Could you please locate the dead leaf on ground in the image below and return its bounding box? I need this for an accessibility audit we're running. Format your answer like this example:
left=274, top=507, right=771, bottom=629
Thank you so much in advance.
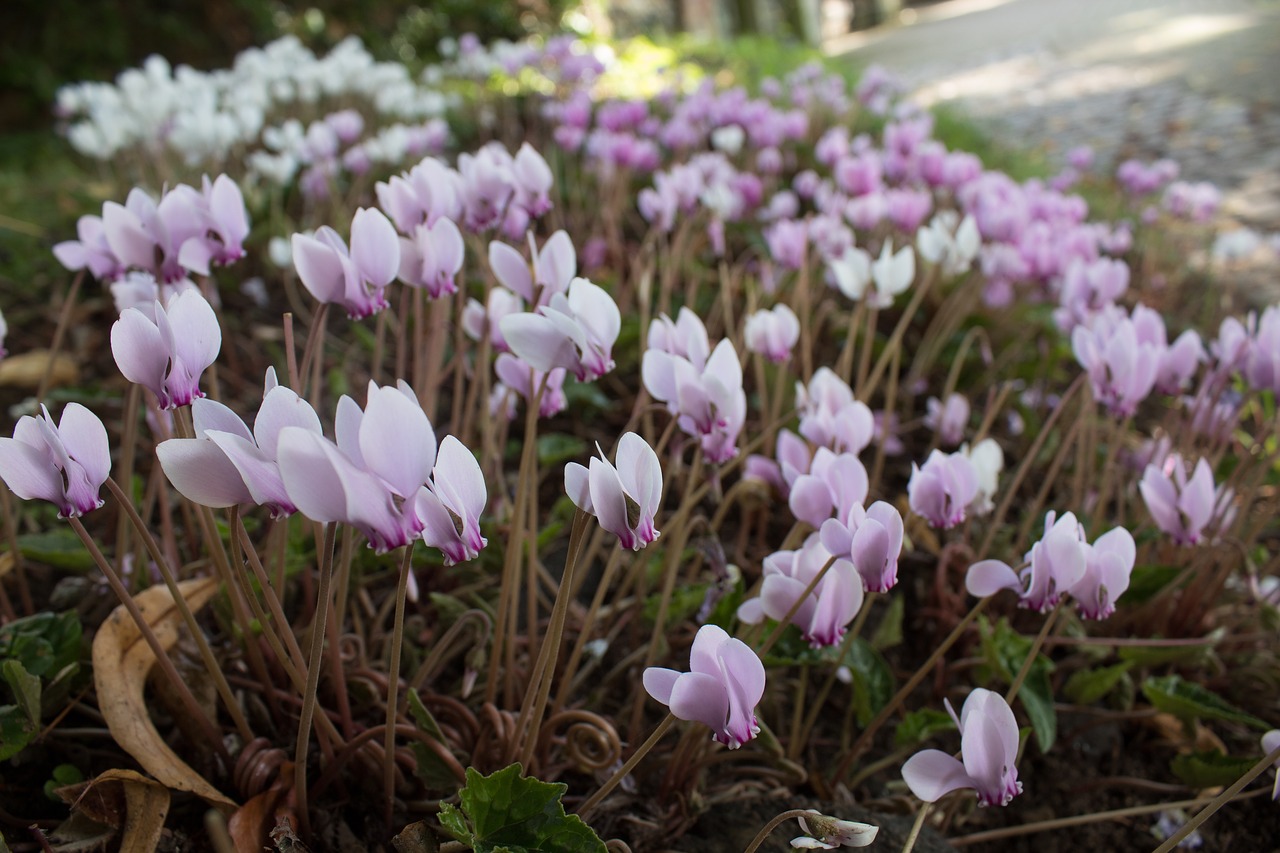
left=0, top=349, right=79, bottom=389
left=92, top=577, right=237, bottom=810
left=229, top=758, right=297, bottom=853
left=56, top=768, right=171, bottom=852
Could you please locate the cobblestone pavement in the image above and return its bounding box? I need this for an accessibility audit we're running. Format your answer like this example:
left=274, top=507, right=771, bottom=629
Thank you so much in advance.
left=826, top=0, right=1280, bottom=297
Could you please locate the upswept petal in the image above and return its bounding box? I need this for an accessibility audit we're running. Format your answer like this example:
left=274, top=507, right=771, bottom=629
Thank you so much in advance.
left=254, top=386, right=322, bottom=459
left=350, top=207, right=400, bottom=286
left=902, top=750, right=973, bottom=803
left=359, top=384, right=436, bottom=497
left=489, top=240, right=534, bottom=301
left=0, top=437, right=65, bottom=505
left=668, top=671, right=731, bottom=734
left=205, top=431, right=292, bottom=512
left=165, top=290, right=221, bottom=384
left=57, top=403, right=111, bottom=487
left=965, top=560, right=1023, bottom=597
left=689, top=624, right=731, bottom=677
left=641, top=667, right=681, bottom=705
left=110, top=308, right=167, bottom=394
left=565, top=462, right=593, bottom=513
left=587, top=456, right=631, bottom=548
left=156, top=437, right=252, bottom=507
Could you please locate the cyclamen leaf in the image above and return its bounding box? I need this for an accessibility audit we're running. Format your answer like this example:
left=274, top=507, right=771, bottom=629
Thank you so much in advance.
left=869, top=594, right=904, bottom=651
left=1141, top=675, right=1269, bottom=730
left=1, top=660, right=41, bottom=725
left=981, top=618, right=1057, bottom=752
left=843, top=639, right=894, bottom=728
left=1170, top=751, right=1257, bottom=787
left=1063, top=662, right=1132, bottom=705
left=441, top=764, right=606, bottom=853
left=893, top=708, right=955, bottom=747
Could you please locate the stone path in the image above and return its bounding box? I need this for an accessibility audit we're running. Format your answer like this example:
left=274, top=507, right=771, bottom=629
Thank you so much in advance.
left=826, top=0, right=1280, bottom=298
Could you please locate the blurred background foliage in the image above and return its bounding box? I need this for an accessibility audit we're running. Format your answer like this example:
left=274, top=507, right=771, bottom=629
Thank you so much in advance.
left=0, top=0, right=573, bottom=130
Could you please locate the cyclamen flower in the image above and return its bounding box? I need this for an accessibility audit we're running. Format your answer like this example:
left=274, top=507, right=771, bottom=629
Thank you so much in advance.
left=925, top=393, right=969, bottom=447
left=52, top=214, right=125, bottom=281
left=277, top=382, right=435, bottom=553
left=743, top=428, right=812, bottom=499
left=796, top=368, right=874, bottom=455
left=398, top=216, right=464, bottom=298
left=1244, top=304, right=1280, bottom=394
left=1070, top=526, right=1137, bottom=620
left=744, top=304, right=801, bottom=364
left=961, top=438, right=1003, bottom=516
left=111, top=289, right=221, bottom=409
left=901, top=688, right=1023, bottom=807
left=292, top=208, right=401, bottom=319
left=787, top=448, right=869, bottom=528
left=916, top=212, right=980, bottom=277
left=173, top=175, right=250, bottom=276
left=488, top=230, right=576, bottom=306
left=501, top=277, right=620, bottom=382
left=1139, top=456, right=1216, bottom=546
left=908, top=450, right=978, bottom=529
left=156, top=368, right=322, bottom=519
left=493, top=353, right=567, bottom=419
left=642, top=624, right=765, bottom=749
left=790, top=811, right=878, bottom=849
left=819, top=500, right=905, bottom=592
left=643, top=316, right=747, bottom=463
left=1072, top=306, right=1161, bottom=416
left=0, top=403, right=110, bottom=518
left=869, top=239, right=915, bottom=308
left=418, top=436, right=489, bottom=565
left=565, top=433, right=662, bottom=551
left=738, top=534, right=865, bottom=648
left=966, top=511, right=1089, bottom=612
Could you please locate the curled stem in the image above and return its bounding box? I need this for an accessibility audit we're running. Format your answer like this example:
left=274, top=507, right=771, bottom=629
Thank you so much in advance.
left=576, top=713, right=676, bottom=820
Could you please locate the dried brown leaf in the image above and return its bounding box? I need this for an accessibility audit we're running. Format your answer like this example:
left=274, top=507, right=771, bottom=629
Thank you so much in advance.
left=0, top=349, right=79, bottom=388
left=59, top=769, right=170, bottom=852
left=91, top=577, right=236, bottom=810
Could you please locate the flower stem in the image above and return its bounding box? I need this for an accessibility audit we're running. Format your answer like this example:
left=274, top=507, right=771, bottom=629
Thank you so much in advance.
left=1005, top=600, right=1063, bottom=707
left=576, top=713, right=676, bottom=820
left=67, top=516, right=228, bottom=763
left=831, top=597, right=989, bottom=784
left=105, top=478, right=253, bottom=742
left=742, top=808, right=814, bottom=853
left=900, top=802, right=931, bottom=853
left=384, top=544, right=415, bottom=829
left=758, top=556, right=838, bottom=657
left=294, top=521, right=337, bottom=840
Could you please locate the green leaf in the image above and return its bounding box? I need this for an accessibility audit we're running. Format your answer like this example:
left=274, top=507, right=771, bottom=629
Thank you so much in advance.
left=406, top=690, right=460, bottom=792
left=443, top=764, right=606, bottom=853
left=537, top=434, right=587, bottom=467
left=1063, top=662, right=1132, bottom=705
left=1, top=661, right=41, bottom=725
left=1141, top=675, right=1269, bottom=730
left=1119, top=565, right=1183, bottom=605
left=869, top=594, right=904, bottom=651
left=1117, top=634, right=1217, bottom=667
left=894, top=708, right=955, bottom=747
left=0, top=611, right=83, bottom=678
left=642, top=584, right=707, bottom=627
left=0, top=705, right=35, bottom=761
left=16, top=530, right=95, bottom=571
left=843, top=639, right=894, bottom=728
left=1170, top=751, right=1257, bottom=787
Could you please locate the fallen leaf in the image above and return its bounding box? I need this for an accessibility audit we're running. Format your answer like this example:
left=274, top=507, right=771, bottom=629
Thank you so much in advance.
left=58, top=769, right=170, bottom=852
left=92, top=577, right=237, bottom=810
left=0, top=349, right=79, bottom=389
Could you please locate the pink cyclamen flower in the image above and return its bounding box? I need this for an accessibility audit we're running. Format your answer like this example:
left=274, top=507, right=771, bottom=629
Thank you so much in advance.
left=110, top=288, right=221, bottom=409
left=642, top=624, right=765, bottom=749
left=565, top=432, right=662, bottom=551
left=53, top=214, right=125, bottom=281
left=500, top=277, right=620, bottom=382
left=744, top=304, right=801, bottom=364
left=1138, top=455, right=1216, bottom=545
left=292, top=207, right=401, bottom=319
left=1072, top=306, right=1161, bottom=417
left=787, top=448, right=869, bottom=528
left=925, top=393, right=970, bottom=447
left=1069, top=526, right=1136, bottom=620
left=643, top=329, right=747, bottom=464
left=398, top=216, right=465, bottom=299
left=156, top=368, right=322, bottom=518
left=418, top=436, right=489, bottom=565
left=966, top=511, right=1088, bottom=612
left=901, top=688, right=1023, bottom=807
left=1245, top=305, right=1280, bottom=394
left=796, top=368, right=874, bottom=455
left=175, top=175, right=250, bottom=276
left=737, top=534, right=865, bottom=648
left=493, top=353, right=568, bottom=419
left=0, top=403, right=109, bottom=518
left=819, top=500, right=905, bottom=592
left=277, top=381, right=438, bottom=553
left=908, top=450, right=978, bottom=529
